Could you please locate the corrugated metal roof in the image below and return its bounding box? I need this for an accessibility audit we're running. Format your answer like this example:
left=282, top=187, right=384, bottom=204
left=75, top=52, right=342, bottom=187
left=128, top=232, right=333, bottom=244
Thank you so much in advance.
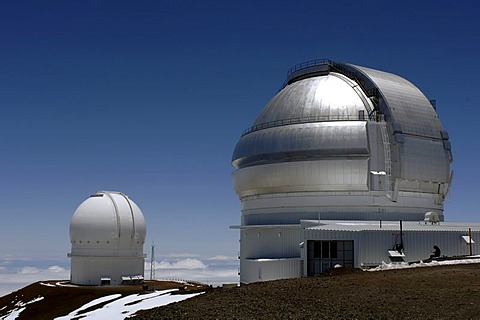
left=230, top=224, right=300, bottom=229
left=302, top=220, right=480, bottom=232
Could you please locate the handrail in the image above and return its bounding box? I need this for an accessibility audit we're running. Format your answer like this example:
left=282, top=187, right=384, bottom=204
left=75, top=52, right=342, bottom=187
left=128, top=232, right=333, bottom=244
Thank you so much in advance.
left=241, top=59, right=384, bottom=137
left=283, top=59, right=379, bottom=118
left=287, top=59, right=331, bottom=76
left=241, top=114, right=368, bottom=136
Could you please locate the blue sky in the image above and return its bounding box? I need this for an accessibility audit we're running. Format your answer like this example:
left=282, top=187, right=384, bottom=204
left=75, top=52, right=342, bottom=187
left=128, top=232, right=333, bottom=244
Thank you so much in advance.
left=0, top=0, right=479, bottom=268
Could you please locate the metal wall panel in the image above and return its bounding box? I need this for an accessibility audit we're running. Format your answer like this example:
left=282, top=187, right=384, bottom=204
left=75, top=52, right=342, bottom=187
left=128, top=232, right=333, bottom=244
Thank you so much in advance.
left=303, top=227, right=480, bottom=267
left=240, top=258, right=302, bottom=284
left=233, top=122, right=369, bottom=168
left=232, top=159, right=369, bottom=197
left=239, top=190, right=444, bottom=224
left=398, top=136, right=450, bottom=183
left=241, top=227, right=302, bottom=259
left=348, top=65, right=445, bottom=139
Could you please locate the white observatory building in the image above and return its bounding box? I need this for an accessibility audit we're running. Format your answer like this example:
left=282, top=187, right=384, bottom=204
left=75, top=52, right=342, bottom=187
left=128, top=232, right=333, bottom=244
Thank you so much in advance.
left=69, top=191, right=146, bottom=285
left=231, top=60, right=479, bottom=284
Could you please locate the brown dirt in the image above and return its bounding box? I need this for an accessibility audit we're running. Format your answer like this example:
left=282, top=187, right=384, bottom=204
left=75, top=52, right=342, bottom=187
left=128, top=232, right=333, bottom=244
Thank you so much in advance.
left=0, top=280, right=205, bottom=320
left=134, top=264, right=480, bottom=320
left=3, top=265, right=480, bottom=319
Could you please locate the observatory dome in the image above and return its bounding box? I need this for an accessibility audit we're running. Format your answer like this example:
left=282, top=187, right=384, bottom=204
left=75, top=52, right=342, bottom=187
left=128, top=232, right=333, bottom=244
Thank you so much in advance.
left=69, top=191, right=146, bottom=285
left=70, top=191, right=146, bottom=248
left=231, top=60, right=453, bottom=283
left=232, top=60, right=452, bottom=222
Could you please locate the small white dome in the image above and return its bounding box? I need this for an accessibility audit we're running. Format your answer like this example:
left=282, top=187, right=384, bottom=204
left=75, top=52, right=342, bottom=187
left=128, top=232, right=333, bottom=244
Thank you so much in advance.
left=70, top=191, right=146, bottom=249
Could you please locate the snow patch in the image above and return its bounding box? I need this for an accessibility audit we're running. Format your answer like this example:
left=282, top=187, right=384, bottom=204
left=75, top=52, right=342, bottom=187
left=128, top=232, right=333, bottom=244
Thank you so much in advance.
left=0, top=296, right=44, bottom=320
left=0, top=307, right=26, bottom=320
left=369, top=258, right=480, bottom=271
left=40, top=282, right=56, bottom=287
left=55, top=289, right=202, bottom=320
left=55, top=281, right=78, bottom=287
left=55, top=294, right=122, bottom=319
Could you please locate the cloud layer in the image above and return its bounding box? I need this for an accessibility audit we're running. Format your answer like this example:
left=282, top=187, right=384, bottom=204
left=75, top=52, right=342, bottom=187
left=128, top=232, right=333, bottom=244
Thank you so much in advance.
left=157, top=258, right=207, bottom=269
left=0, top=264, right=70, bottom=297
left=0, top=255, right=239, bottom=297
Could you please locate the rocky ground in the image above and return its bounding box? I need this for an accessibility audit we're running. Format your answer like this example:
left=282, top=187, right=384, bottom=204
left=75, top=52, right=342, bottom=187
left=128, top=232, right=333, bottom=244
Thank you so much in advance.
left=0, top=280, right=204, bottom=320
left=135, top=264, right=480, bottom=320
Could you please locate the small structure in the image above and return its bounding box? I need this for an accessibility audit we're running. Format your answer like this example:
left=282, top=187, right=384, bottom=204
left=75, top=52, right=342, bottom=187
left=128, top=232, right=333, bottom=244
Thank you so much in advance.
left=301, top=220, right=480, bottom=275
left=68, top=191, right=147, bottom=285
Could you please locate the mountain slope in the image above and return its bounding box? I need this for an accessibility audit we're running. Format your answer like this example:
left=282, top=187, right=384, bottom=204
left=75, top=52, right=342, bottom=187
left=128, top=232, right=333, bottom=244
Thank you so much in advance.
left=135, top=264, right=480, bottom=320
left=0, top=280, right=206, bottom=320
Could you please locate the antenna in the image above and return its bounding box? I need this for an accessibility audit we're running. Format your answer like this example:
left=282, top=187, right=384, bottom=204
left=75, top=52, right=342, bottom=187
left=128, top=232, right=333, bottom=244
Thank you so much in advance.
left=150, top=241, right=156, bottom=280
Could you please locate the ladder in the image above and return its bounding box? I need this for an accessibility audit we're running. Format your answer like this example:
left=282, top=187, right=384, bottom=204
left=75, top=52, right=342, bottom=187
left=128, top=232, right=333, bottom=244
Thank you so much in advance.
left=380, top=120, right=393, bottom=199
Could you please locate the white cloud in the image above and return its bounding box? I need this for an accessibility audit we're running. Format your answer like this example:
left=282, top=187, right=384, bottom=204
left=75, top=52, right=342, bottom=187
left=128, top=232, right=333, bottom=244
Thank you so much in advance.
left=155, top=267, right=238, bottom=286
left=145, top=257, right=239, bottom=286
left=1, top=255, right=239, bottom=298
left=0, top=265, right=70, bottom=297
left=205, top=255, right=237, bottom=262
left=160, top=253, right=200, bottom=259
left=48, top=266, right=67, bottom=273
left=158, top=258, right=207, bottom=270
left=17, top=267, right=40, bottom=274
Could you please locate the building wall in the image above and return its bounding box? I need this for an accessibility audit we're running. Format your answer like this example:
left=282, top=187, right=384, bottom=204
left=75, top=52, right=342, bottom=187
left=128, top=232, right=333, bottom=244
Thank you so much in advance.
left=302, top=227, right=480, bottom=271
left=241, top=258, right=302, bottom=284
left=239, top=226, right=302, bottom=284
left=240, top=190, right=444, bottom=224
left=70, top=256, right=144, bottom=285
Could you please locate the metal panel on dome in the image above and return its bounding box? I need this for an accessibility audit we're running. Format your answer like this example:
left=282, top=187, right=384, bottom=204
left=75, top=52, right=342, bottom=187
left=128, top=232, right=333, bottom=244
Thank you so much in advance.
left=348, top=65, right=444, bottom=139
left=232, top=159, right=369, bottom=197
left=398, top=136, right=450, bottom=183
left=233, top=121, right=369, bottom=168
left=253, top=74, right=369, bottom=127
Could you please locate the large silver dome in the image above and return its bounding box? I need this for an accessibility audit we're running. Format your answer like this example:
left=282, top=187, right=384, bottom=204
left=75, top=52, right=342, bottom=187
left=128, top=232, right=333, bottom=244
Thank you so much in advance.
left=231, top=61, right=453, bottom=284
left=232, top=60, right=452, bottom=223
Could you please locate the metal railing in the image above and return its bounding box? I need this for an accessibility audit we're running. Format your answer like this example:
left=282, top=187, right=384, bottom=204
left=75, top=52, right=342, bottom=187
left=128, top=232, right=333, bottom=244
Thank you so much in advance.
left=282, top=59, right=379, bottom=117
left=287, top=59, right=331, bottom=76
left=329, top=61, right=377, bottom=116
left=241, top=114, right=368, bottom=136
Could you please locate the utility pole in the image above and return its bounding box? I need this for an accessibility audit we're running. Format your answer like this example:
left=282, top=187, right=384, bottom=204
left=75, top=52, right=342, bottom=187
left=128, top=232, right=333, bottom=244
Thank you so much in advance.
left=150, top=242, right=156, bottom=280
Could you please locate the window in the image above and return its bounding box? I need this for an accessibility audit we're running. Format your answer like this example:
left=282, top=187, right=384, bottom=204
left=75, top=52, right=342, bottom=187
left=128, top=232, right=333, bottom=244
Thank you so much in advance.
left=321, top=242, right=330, bottom=258
left=307, top=240, right=354, bottom=276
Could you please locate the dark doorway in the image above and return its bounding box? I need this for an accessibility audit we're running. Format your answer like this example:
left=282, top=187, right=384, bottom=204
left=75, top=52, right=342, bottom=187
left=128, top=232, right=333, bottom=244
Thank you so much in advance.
left=307, top=240, right=354, bottom=276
